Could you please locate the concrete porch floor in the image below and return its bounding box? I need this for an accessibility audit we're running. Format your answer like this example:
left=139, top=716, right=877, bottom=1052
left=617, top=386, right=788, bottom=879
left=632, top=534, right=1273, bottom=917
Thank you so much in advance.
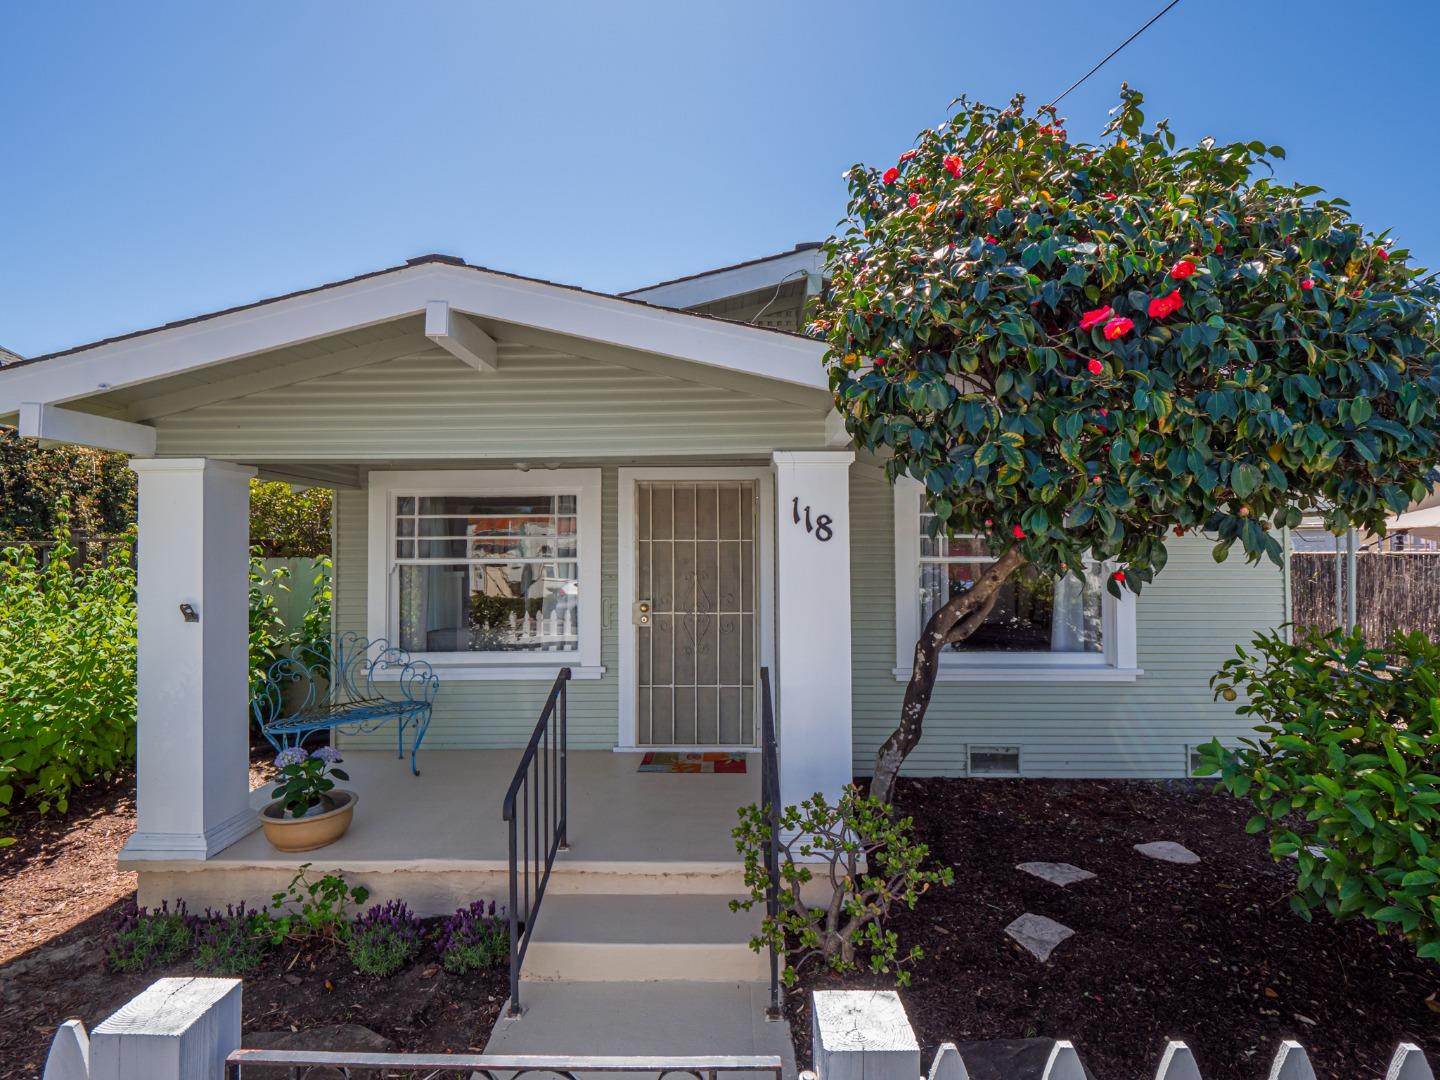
left=131, top=749, right=760, bottom=912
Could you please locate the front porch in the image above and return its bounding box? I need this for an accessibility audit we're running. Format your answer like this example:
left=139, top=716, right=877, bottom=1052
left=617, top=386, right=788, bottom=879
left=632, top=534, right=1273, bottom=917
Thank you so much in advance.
left=131, top=749, right=760, bottom=914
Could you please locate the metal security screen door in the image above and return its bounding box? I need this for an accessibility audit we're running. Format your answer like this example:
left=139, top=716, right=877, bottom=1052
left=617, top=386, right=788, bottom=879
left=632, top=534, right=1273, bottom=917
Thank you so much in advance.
left=634, top=480, right=759, bottom=747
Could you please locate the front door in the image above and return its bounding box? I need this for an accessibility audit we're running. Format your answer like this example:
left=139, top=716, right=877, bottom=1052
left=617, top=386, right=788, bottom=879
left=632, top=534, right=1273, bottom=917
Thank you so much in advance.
left=633, top=480, right=759, bottom=747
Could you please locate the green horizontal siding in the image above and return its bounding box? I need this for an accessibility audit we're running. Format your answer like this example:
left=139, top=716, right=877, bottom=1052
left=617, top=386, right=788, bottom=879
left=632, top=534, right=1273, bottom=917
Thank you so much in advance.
left=154, top=344, right=825, bottom=460
left=848, top=463, right=1286, bottom=779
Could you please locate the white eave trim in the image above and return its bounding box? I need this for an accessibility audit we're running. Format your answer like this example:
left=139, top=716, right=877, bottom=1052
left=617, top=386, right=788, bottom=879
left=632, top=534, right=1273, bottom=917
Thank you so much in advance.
left=0, top=261, right=828, bottom=414
left=19, top=402, right=156, bottom=455
left=623, top=248, right=825, bottom=309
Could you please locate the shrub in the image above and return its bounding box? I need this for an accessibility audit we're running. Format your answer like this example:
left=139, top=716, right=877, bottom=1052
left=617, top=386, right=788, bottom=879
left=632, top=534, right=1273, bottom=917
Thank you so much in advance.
left=249, top=552, right=291, bottom=703
left=108, top=900, right=192, bottom=973
left=732, top=786, right=952, bottom=986
left=0, top=428, right=135, bottom=539
left=249, top=479, right=332, bottom=558
left=194, top=902, right=273, bottom=975
left=435, top=900, right=508, bottom=973
left=1198, top=626, right=1440, bottom=961
left=0, top=512, right=136, bottom=839
left=347, top=900, right=423, bottom=976
left=267, top=863, right=370, bottom=942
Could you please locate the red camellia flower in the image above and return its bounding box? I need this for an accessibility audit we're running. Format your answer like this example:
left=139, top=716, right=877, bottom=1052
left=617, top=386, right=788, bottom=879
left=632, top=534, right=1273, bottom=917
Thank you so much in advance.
left=1112, top=570, right=1126, bottom=584
left=899, top=149, right=919, bottom=163
left=943, top=154, right=963, bottom=176
left=1101, top=192, right=1118, bottom=201
left=907, top=193, right=919, bottom=208
left=1377, top=247, right=1390, bottom=260
left=1169, top=259, right=1196, bottom=280
left=1300, top=278, right=1314, bottom=290
left=1012, top=525, right=1026, bottom=539
left=1102, top=316, right=1134, bottom=340
left=1147, top=289, right=1183, bottom=319
left=882, top=167, right=900, bottom=185
left=984, top=234, right=999, bottom=245
left=873, top=356, right=887, bottom=367
left=1079, top=305, right=1114, bottom=331
left=1087, top=358, right=1104, bottom=375
left=1099, top=407, right=1109, bottom=417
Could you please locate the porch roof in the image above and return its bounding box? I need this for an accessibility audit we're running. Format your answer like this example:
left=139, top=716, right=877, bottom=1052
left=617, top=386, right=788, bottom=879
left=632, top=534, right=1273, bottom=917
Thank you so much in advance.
left=0, top=254, right=830, bottom=451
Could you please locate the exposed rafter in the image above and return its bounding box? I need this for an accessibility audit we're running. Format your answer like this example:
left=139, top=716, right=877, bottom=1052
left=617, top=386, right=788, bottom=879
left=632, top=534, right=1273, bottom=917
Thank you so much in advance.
left=20, top=402, right=157, bottom=455
left=425, top=301, right=499, bottom=373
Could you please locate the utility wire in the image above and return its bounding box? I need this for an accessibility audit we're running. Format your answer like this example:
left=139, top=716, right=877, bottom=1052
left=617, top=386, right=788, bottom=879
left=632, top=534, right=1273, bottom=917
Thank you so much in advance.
left=1046, top=0, right=1184, bottom=109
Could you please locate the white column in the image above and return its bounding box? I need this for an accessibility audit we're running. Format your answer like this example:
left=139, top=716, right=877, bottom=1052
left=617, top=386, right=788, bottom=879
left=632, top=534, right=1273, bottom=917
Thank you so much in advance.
left=812, top=990, right=920, bottom=1080
left=122, top=459, right=256, bottom=861
left=771, top=451, right=854, bottom=809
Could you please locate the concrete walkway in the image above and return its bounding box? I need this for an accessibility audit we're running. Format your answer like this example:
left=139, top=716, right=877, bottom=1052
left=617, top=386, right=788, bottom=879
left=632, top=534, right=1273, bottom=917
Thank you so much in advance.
left=484, top=981, right=795, bottom=1080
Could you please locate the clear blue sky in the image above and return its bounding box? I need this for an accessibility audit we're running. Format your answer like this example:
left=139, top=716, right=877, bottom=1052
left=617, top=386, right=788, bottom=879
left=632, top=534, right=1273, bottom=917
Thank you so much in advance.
left=3, top=1, right=1436, bottom=358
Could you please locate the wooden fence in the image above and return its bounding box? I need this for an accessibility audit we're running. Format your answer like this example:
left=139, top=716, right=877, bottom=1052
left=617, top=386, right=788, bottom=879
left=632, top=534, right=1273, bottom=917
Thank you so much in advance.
left=1, top=534, right=133, bottom=568
left=1290, top=551, right=1440, bottom=642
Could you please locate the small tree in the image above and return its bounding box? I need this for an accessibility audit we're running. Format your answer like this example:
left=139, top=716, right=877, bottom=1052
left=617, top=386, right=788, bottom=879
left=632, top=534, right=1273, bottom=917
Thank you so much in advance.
left=812, top=88, right=1440, bottom=803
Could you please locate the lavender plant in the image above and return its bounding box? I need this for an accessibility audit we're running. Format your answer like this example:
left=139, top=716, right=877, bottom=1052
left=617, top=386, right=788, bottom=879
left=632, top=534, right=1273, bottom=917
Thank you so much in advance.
left=107, top=899, right=193, bottom=973
left=346, top=899, right=423, bottom=976
left=193, top=902, right=273, bottom=975
left=434, top=900, right=508, bottom=974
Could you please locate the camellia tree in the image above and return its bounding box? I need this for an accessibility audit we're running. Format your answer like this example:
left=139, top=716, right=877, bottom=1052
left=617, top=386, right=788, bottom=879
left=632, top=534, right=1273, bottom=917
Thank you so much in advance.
left=811, top=87, right=1440, bottom=804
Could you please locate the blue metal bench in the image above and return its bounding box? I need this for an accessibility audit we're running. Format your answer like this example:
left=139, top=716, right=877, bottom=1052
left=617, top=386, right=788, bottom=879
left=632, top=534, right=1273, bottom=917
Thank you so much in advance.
left=252, top=632, right=439, bottom=775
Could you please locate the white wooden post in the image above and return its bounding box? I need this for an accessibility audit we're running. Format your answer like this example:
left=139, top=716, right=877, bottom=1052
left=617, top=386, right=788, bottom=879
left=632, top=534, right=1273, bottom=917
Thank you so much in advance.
left=1154, top=1042, right=1202, bottom=1080
left=121, top=459, right=256, bottom=862
left=1268, top=1041, right=1318, bottom=1080
left=1041, top=1042, right=1087, bottom=1080
left=812, top=990, right=919, bottom=1080
left=927, top=1043, right=970, bottom=1080
left=1388, top=1044, right=1437, bottom=1080
left=771, top=451, right=854, bottom=810
left=42, top=1019, right=90, bottom=1080
left=90, top=977, right=241, bottom=1080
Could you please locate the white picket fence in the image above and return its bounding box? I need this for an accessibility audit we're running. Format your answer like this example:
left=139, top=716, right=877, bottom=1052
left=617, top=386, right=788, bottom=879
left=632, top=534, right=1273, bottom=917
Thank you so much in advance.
left=809, top=990, right=1436, bottom=1080
left=44, top=981, right=1439, bottom=1080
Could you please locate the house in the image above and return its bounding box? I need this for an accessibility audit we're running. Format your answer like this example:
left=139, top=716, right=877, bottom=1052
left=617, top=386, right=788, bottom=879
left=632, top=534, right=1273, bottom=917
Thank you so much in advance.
left=0, top=249, right=1282, bottom=1021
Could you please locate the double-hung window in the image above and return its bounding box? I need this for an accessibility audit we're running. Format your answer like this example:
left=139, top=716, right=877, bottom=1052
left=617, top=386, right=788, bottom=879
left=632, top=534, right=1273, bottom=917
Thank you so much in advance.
left=893, top=480, right=1139, bottom=681
left=368, top=470, right=603, bottom=678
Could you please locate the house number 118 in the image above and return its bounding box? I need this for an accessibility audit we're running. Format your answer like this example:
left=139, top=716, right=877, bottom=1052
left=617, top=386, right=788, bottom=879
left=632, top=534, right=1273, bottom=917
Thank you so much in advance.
left=791, top=497, right=834, bottom=542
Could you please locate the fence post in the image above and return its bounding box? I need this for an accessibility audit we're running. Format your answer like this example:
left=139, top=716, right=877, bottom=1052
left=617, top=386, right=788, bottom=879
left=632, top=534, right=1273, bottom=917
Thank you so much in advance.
left=89, top=977, right=241, bottom=1080
left=1388, top=1044, right=1436, bottom=1080
left=812, top=990, right=920, bottom=1080
left=1268, top=1041, right=1317, bottom=1080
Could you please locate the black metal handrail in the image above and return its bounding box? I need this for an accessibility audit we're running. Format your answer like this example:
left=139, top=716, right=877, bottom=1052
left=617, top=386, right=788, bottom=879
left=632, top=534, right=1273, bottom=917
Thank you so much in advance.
left=758, top=666, right=783, bottom=1021
left=502, top=666, right=571, bottom=1017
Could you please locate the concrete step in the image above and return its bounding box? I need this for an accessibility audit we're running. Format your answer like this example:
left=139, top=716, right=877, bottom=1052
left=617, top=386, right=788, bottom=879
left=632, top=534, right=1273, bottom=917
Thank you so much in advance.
left=521, top=893, right=768, bottom=982
left=484, top=980, right=793, bottom=1079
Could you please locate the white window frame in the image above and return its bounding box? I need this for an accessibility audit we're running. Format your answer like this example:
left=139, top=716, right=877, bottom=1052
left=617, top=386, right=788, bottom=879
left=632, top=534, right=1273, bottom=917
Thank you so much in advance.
left=367, top=469, right=604, bottom=680
left=891, top=479, right=1140, bottom=682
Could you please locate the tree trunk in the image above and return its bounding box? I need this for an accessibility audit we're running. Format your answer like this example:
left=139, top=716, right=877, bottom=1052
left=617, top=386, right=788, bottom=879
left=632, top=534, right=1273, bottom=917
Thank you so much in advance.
left=869, top=547, right=1026, bottom=805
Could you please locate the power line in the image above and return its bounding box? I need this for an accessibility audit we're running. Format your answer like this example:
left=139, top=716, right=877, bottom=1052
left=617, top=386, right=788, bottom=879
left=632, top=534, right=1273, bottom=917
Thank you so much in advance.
left=1046, top=0, right=1184, bottom=109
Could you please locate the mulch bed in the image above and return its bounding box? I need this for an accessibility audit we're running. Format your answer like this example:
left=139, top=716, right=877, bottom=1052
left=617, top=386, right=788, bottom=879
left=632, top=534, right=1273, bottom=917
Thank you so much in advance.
left=786, top=777, right=1440, bottom=1080
left=0, top=763, right=507, bottom=1078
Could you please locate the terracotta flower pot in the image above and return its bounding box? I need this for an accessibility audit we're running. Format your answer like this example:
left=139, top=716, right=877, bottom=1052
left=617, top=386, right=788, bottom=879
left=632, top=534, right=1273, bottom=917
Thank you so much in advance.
left=259, top=790, right=357, bottom=852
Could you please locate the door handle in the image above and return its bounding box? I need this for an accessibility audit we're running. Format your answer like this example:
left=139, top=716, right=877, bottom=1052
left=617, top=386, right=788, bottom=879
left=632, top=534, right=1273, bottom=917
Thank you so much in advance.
left=633, top=600, right=652, bottom=626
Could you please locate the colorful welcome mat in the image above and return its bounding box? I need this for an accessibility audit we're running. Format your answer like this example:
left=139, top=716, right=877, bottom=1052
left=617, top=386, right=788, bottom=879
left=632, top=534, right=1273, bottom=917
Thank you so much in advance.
left=637, top=752, right=748, bottom=774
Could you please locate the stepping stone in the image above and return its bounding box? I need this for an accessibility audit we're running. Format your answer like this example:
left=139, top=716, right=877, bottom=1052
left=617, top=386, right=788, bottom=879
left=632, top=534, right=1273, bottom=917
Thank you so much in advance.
left=1004, top=913, right=1074, bottom=962
left=1016, top=861, right=1095, bottom=887
left=1135, top=841, right=1200, bottom=864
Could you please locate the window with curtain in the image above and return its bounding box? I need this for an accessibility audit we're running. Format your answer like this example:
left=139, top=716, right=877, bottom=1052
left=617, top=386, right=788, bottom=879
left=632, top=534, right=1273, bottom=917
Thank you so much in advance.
left=393, top=493, right=580, bottom=655
left=918, top=509, right=1105, bottom=655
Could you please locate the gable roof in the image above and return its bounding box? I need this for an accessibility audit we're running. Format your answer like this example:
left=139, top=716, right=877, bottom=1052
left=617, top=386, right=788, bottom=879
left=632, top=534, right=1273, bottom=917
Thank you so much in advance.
left=623, top=244, right=825, bottom=310
left=0, top=255, right=828, bottom=419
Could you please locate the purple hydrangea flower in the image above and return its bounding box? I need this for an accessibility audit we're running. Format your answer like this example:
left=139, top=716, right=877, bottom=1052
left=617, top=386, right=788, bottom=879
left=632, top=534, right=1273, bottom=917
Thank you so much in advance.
left=310, top=746, right=343, bottom=764
left=274, top=746, right=308, bottom=768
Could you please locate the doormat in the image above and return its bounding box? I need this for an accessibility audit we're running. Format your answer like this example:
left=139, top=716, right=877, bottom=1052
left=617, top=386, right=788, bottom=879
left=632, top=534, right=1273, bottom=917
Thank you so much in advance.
left=637, top=752, right=748, bottom=774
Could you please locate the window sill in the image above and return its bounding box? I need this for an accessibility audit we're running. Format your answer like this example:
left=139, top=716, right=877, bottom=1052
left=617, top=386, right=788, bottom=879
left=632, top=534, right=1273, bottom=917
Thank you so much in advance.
left=373, top=664, right=606, bottom=682
left=892, top=665, right=1143, bottom=684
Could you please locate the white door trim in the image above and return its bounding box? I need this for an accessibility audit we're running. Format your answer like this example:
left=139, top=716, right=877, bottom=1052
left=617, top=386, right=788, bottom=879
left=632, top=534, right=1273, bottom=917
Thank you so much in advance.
left=616, top=466, right=776, bottom=750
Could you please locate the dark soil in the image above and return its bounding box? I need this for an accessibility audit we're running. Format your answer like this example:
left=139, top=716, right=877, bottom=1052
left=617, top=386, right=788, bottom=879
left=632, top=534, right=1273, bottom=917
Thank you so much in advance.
left=0, top=762, right=506, bottom=1078
left=786, top=777, right=1440, bottom=1080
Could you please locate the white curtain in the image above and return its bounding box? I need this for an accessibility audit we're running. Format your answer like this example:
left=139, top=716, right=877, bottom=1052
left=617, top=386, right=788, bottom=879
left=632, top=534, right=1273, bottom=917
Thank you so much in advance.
left=1050, top=573, right=1089, bottom=652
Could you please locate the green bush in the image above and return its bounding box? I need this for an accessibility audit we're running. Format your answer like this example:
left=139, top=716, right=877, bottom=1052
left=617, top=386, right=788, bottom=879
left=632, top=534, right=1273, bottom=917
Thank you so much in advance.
left=249, top=479, right=331, bottom=558
left=0, top=515, right=137, bottom=838
left=1198, top=626, right=1440, bottom=961
left=732, top=786, right=952, bottom=986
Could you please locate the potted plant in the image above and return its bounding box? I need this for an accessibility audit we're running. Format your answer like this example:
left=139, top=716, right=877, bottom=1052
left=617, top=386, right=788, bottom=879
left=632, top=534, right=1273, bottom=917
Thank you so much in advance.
left=259, top=746, right=357, bottom=852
